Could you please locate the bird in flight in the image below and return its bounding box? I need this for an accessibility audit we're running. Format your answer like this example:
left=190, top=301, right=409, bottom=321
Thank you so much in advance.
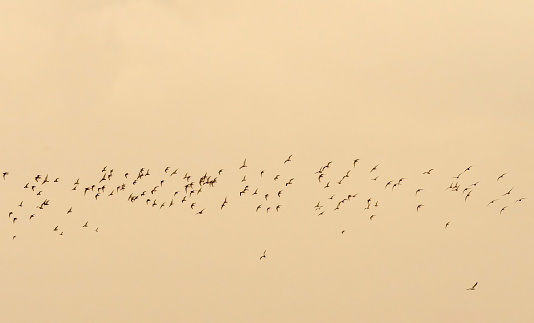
left=423, top=169, right=434, bottom=175
left=415, top=189, right=424, bottom=195
left=353, top=159, right=360, bottom=167
left=416, top=204, right=424, bottom=212
left=487, top=199, right=498, bottom=206
left=369, top=215, right=375, bottom=221
left=445, top=222, right=450, bottom=229
left=260, top=250, right=266, bottom=260
left=466, top=282, right=478, bottom=290
left=497, top=173, right=507, bottom=181
left=500, top=206, right=507, bottom=214
left=239, top=159, right=247, bottom=169
left=515, top=198, right=526, bottom=203
left=502, top=187, right=513, bottom=196
left=370, top=164, right=379, bottom=173
left=284, top=155, right=292, bottom=163
left=2, top=172, right=8, bottom=180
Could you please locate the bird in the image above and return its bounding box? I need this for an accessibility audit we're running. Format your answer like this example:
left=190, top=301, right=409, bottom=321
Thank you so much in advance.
left=12, top=217, right=18, bottom=223
left=497, top=173, right=506, bottom=181
left=284, top=155, right=292, bottom=163
left=500, top=206, right=507, bottom=214
left=464, top=191, right=472, bottom=201
left=54, top=226, right=58, bottom=231
left=370, top=215, right=375, bottom=221
left=260, top=250, right=266, bottom=260
left=195, top=208, right=205, bottom=215
left=466, top=282, right=478, bottom=290
left=445, top=222, right=450, bottom=229
left=239, top=159, right=247, bottom=169
left=67, top=207, right=72, bottom=214
left=2, top=172, right=8, bottom=179
left=502, top=187, right=513, bottom=196
left=423, top=169, right=434, bottom=175
left=487, top=199, right=498, bottom=206
left=18, top=201, right=23, bottom=207
left=417, top=204, right=424, bottom=212
left=285, top=178, right=294, bottom=186
left=464, top=165, right=473, bottom=172
left=415, top=189, right=424, bottom=195
left=370, top=164, right=379, bottom=173
left=515, top=198, right=526, bottom=203
left=341, top=230, right=345, bottom=234
left=83, top=222, right=88, bottom=227
left=353, top=159, right=360, bottom=167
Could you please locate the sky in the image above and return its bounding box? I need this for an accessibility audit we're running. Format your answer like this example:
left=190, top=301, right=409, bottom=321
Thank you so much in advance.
left=1, top=1, right=533, bottom=322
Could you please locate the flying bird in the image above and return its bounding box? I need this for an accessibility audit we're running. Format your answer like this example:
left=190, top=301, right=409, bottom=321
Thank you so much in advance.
left=423, top=169, right=434, bottom=175
left=497, top=173, right=506, bottom=181
left=370, top=164, right=379, bottom=173
left=466, top=282, right=478, bottom=290
left=260, top=250, right=266, bottom=260
left=417, top=204, right=424, bottom=212
left=284, top=155, right=292, bottom=163
left=239, top=159, right=247, bottom=169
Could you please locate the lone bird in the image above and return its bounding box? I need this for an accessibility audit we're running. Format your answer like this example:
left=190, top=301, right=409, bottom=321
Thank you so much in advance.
left=466, top=282, right=478, bottom=290
left=260, top=250, right=266, bottom=260
left=239, top=159, right=247, bottom=169
left=423, top=169, right=434, bottom=175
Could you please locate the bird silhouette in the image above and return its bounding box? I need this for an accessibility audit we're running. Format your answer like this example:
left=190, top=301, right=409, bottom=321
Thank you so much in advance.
left=260, top=250, right=266, bottom=260
left=466, top=282, right=478, bottom=290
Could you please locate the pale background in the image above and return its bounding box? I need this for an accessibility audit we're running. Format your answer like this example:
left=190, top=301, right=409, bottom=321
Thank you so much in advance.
left=1, top=1, right=533, bottom=322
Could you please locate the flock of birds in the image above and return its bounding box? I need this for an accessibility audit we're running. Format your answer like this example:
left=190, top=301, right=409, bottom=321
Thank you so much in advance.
left=2, top=155, right=528, bottom=291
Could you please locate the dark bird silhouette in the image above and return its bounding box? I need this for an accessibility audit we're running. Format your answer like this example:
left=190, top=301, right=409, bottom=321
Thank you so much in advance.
left=18, top=201, right=23, bottom=207
left=67, top=207, right=72, bottom=214
left=417, top=204, right=424, bottom=212
left=487, top=199, right=498, bottom=206
left=54, top=226, right=58, bottom=231
left=500, top=206, right=507, bottom=214
left=415, top=189, right=423, bottom=195
left=83, top=221, right=88, bottom=227
left=502, top=187, right=513, bottom=196
left=260, top=250, right=266, bottom=260
left=497, top=173, right=506, bottom=181
left=2, top=172, right=8, bottom=179
left=285, top=178, right=294, bottom=186
left=445, top=222, right=450, bottom=229
left=515, top=198, right=526, bottom=203
left=423, top=169, right=434, bottom=175
left=13, top=217, right=18, bottom=223
left=370, top=164, right=379, bottom=173
left=466, top=282, right=478, bottom=290
left=284, top=155, right=292, bottom=163
left=353, top=159, right=360, bottom=167
left=195, top=208, right=205, bottom=215
left=239, top=159, right=247, bottom=169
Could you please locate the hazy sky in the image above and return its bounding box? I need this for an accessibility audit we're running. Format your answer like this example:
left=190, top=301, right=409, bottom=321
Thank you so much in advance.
left=1, top=1, right=533, bottom=322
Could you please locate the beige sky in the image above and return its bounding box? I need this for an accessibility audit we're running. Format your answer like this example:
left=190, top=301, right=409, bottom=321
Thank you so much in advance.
left=1, top=1, right=533, bottom=322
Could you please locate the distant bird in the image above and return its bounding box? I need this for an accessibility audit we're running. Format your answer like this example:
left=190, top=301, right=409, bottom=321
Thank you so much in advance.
left=284, top=155, right=292, bottom=163
left=371, top=176, right=378, bottom=181
left=423, top=169, right=434, bottom=175
left=466, top=282, right=478, bottom=290
left=415, top=189, right=424, bottom=195
left=260, top=170, right=265, bottom=177
left=500, top=206, right=507, bottom=214
left=445, top=222, right=450, bottom=229
left=276, top=205, right=281, bottom=212
left=274, top=175, right=280, bottom=181
left=67, top=207, right=72, bottom=214
left=18, top=201, right=23, bottom=207
left=487, top=199, right=498, bottom=206
left=497, top=173, right=506, bottom=181
left=256, top=205, right=262, bottom=212
left=515, top=198, right=526, bottom=203
left=260, top=250, right=266, bottom=260
left=353, top=159, right=360, bottom=167
left=95, top=228, right=99, bottom=233
left=417, top=204, right=424, bottom=212
left=277, top=190, right=283, bottom=197
left=83, top=221, right=88, bottom=227
left=370, top=164, right=379, bottom=173
left=195, top=208, right=205, bottom=215
left=12, top=217, right=17, bottom=223
left=502, top=187, right=513, bottom=196
left=464, top=165, right=473, bottom=172
left=341, top=230, right=345, bottom=234
left=464, top=191, right=472, bottom=201
left=370, top=215, right=375, bottom=221
left=239, top=159, right=247, bottom=169
left=285, top=178, right=294, bottom=186
left=54, top=226, right=58, bottom=231
left=2, top=172, right=8, bottom=179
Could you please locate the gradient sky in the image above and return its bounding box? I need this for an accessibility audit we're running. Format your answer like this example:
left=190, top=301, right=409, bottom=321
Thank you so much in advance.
left=1, top=1, right=533, bottom=322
